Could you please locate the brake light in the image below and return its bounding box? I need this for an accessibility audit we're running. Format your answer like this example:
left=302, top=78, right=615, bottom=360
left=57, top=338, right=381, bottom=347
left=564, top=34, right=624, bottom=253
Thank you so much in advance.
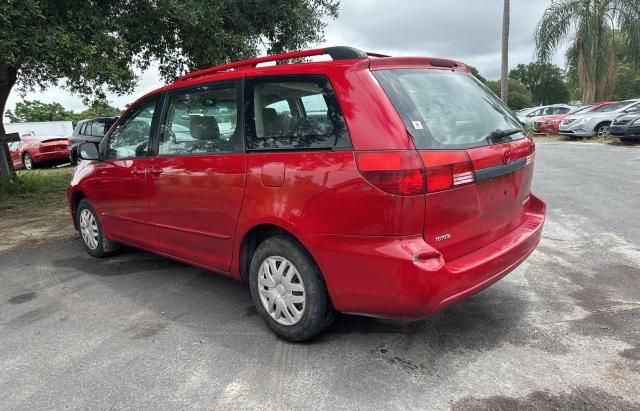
left=526, top=136, right=535, bottom=165
left=419, top=151, right=475, bottom=193
left=356, top=151, right=424, bottom=195
left=425, top=161, right=475, bottom=192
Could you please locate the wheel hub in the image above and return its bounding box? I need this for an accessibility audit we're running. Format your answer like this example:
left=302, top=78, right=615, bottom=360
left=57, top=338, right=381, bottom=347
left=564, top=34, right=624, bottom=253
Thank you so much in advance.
left=257, top=256, right=306, bottom=326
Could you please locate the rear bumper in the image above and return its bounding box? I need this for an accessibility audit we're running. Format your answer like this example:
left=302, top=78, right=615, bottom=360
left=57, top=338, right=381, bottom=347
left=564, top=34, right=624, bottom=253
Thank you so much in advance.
left=32, top=149, right=70, bottom=163
left=306, top=194, right=546, bottom=320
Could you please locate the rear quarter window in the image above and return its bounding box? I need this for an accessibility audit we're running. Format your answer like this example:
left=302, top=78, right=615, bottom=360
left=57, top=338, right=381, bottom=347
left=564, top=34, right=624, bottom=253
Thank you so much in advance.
left=244, top=75, right=351, bottom=151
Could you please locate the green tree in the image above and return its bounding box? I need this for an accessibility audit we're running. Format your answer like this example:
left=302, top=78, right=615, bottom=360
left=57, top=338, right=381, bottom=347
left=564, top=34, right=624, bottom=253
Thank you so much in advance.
left=5, top=100, right=75, bottom=123
left=470, top=66, right=488, bottom=84
left=535, top=0, right=640, bottom=103
left=72, top=100, right=123, bottom=125
left=510, top=63, right=569, bottom=105
left=0, top=0, right=339, bottom=176
left=486, top=79, right=534, bottom=110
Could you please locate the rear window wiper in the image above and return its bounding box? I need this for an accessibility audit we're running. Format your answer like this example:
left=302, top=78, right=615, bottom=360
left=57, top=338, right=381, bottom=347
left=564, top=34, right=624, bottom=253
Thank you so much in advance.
left=485, top=128, right=524, bottom=144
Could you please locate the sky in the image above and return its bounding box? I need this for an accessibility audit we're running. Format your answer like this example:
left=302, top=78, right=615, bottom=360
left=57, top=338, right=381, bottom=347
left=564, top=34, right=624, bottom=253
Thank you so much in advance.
left=4, top=0, right=568, bottom=120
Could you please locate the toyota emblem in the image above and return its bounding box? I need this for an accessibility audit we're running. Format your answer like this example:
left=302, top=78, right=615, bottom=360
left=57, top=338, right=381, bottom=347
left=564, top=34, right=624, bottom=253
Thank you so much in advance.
left=502, top=149, right=511, bottom=164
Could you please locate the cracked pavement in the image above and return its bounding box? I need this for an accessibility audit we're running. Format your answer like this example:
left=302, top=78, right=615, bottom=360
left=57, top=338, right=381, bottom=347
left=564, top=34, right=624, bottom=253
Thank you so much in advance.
left=1, top=141, right=639, bottom=409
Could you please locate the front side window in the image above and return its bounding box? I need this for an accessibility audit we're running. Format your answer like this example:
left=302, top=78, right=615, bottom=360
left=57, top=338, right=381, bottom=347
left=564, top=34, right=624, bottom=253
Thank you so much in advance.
left=106, top=99, right=157, bottom=160
left=159, top=84, right=238, bottom=156
left=374, top=69, right=525, bottom=149
left=245, top=76, right=351, bottom=151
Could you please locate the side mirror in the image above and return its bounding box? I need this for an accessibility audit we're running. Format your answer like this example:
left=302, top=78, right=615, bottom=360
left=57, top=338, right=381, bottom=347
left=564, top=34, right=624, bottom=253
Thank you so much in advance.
left=79, top=142, right=100, bottom=161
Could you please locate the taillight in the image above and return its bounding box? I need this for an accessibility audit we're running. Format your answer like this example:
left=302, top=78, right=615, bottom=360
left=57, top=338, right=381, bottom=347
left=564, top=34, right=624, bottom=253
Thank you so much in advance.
left=526, top=136, right=535, bottom=165
left=356, top=151, right=424, bottom=196
left=419, top=151, right=475, bottom=193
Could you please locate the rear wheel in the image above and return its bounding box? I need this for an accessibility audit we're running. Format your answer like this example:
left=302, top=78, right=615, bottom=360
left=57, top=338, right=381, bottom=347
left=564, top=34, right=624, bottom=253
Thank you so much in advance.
left=76, top=199, right=119, bottom=258
left=595, top=122, right=611, bottom=138
left=249, top=236, right=335, bottom=341
left=23, top=153, right=35, bottom=170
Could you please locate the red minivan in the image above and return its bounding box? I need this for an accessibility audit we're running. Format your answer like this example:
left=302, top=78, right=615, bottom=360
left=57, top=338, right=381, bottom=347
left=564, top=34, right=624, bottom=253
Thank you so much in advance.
left=68, top=46, right=545, bottom=341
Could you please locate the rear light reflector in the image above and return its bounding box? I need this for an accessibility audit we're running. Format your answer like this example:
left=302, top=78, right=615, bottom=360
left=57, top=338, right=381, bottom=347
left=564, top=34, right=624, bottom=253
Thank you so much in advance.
left=356, top=151, right=424, bottom=196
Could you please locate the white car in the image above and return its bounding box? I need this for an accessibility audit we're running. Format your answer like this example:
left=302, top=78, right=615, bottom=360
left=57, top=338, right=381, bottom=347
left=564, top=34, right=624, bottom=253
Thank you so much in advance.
left=559, top=99, right=640, bottom=137
left=520, top=104, right=574, bottom=128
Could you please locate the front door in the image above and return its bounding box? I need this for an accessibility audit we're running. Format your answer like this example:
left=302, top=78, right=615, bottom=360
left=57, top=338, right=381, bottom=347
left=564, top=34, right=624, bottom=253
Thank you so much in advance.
left=146, top=82, right=246, bottom=272
left=92, top=97, right=160, bottom=249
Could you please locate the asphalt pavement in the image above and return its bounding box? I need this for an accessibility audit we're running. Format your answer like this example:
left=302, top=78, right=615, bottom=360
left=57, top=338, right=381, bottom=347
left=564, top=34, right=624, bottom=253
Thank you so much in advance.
left=1, top=141, right=639, bottom=410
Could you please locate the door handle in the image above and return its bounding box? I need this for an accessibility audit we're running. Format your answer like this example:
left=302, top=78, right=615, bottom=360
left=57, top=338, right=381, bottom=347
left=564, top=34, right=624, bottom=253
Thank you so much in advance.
left=148, top=167, right=163, bottom=176
left=132, top=168, right=146, bottom=177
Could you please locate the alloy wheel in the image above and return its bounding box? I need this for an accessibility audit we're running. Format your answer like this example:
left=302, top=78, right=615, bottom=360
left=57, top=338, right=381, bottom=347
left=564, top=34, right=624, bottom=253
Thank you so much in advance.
left=597, top=125, right=610, bottom=138
left=23, top=154, right=33, bottom=170
left=258, top=256, right=306, bottom=326
left=79, top=209, right=99, bottom=250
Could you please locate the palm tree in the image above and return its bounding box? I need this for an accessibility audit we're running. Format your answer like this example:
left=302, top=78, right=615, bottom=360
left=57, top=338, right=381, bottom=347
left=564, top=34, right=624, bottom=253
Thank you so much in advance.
left=501, top=0, right=510, bottom=103
left=535, top=0, right=640, bottom=103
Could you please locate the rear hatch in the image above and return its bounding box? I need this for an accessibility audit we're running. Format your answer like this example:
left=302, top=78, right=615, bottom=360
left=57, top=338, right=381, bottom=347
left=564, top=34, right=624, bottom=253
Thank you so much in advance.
left=374, top=67, right=535, bottom=261
left=39, top=137, right=69, bottom=152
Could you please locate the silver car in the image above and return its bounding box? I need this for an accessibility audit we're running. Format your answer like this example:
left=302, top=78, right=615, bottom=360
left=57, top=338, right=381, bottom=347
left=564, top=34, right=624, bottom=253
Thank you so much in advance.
left=559, top=100, right=640, bottom=137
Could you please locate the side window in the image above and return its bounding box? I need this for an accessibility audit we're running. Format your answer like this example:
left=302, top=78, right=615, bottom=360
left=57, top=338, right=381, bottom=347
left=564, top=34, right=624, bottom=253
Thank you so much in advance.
left=79, top=122, right=88, bottom=136
left=159, top=84, right=238, bottom=156
left=107, top=99, right=157, bottom=160
left=246, top=76, right=351, bottom=150
left=555, top=107, right=570, bottom=114
left=91, top=120, right=107, bottom=137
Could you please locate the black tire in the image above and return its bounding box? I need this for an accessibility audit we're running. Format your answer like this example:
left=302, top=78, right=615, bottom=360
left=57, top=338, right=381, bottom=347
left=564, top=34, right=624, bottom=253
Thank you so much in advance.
left=595, top=122, right=611, bottom=138
left=70, top=149, right=78, bottom=166
left=76, top=199, right=119, bottom=258
left=22, top=153, right=35, bottom=169
left=249, top=235, right=336, bottom=341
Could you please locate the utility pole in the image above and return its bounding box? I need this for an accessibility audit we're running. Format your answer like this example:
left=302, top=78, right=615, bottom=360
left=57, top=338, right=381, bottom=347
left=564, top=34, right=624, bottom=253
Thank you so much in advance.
left=501, top=0, right=510, bottom=104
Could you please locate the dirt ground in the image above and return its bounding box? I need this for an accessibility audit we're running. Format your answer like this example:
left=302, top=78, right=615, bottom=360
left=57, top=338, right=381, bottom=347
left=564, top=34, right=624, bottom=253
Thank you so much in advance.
left=0, top=166, right=77, bottom=253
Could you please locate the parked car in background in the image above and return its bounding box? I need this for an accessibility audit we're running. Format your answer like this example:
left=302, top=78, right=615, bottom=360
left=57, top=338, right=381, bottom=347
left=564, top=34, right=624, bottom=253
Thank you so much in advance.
left=8, top=133, right=70, bottom=169
left=610, top=113, right=640, bottom=142
left=68, top=117, right=118, bottom=165
left=68, top=46, right=545, bottom=341
left=516, top=107, right=541, bottom=124
left=559, top=99, right=640, bottom=137
left=533, top=102, right=613, bottom=135
left=521, top=104, right=573, bottom=128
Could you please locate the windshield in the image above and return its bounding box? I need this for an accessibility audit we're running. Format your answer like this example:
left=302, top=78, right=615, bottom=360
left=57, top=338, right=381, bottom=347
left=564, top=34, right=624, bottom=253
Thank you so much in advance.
left=569, top=105, right=591, bottom=114
left=591, top=101, right=634, bottom=113
left=374, top=69, right=525, bottom=149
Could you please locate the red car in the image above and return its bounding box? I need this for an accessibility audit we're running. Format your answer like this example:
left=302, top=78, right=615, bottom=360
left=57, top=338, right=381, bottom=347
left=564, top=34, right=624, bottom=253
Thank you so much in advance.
left=9, top=134, right=70, bottom=169
left=68, top=46, right=546, bottom=341
left=534, top=102, right=613, bottom=135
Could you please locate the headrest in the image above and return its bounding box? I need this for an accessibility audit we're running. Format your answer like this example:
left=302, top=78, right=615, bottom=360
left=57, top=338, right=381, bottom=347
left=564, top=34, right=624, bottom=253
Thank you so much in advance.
left=262, top=108, right=278, bottom=124
left=190, top=116, right=220, bottom=141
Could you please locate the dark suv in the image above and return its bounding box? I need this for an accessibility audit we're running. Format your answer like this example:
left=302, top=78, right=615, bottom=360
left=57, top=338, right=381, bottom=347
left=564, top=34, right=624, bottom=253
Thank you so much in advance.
left=68, top=117, right=117, bottom=164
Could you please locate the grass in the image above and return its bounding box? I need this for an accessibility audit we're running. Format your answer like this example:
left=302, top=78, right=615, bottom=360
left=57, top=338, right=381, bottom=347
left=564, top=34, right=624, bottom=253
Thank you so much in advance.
left=0, top=166, right=74, bottom=210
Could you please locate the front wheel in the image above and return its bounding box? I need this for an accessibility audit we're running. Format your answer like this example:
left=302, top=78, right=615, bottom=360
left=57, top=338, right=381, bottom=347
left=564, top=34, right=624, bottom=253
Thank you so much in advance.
left=23, top=153, right=35, bottom=169
left=76, top=199, right=119, bottom=258
left=249, top=236, right=336, bottom=341
left=595, top=123, right=611, bottom=138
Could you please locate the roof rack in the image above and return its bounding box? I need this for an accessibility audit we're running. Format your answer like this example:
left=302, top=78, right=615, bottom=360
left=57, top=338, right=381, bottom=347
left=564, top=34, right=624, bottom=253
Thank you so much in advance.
left=177, top=46, right=386, bottom=82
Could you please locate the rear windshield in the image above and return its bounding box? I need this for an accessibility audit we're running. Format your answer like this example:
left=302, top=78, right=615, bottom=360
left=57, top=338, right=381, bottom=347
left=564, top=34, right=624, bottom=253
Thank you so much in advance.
left=374, top=69, right=525, bottom=149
